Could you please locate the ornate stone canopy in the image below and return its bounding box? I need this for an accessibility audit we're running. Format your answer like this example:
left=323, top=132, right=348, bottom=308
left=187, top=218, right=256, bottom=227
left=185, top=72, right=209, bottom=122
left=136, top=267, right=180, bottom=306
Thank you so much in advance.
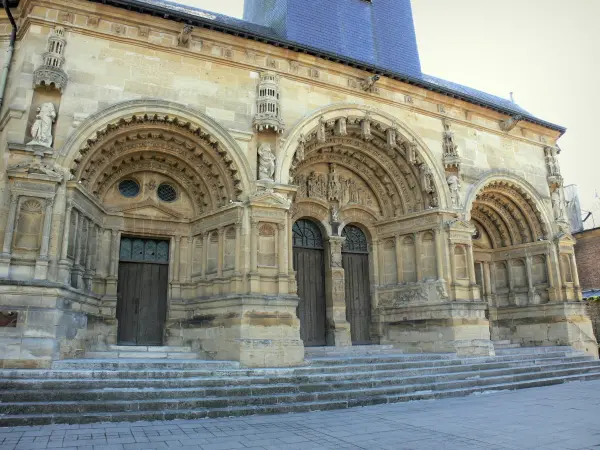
left=470, top=180, right=547, bottom=249
left=289, top=113, right=440, bottom=219
left=69, top=113, right=244, bottom=215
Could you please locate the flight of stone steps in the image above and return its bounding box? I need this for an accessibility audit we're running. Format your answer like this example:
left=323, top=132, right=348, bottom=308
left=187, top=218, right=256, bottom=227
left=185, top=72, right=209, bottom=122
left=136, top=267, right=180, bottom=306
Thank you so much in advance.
left=1, top=345, right=600, bottom=426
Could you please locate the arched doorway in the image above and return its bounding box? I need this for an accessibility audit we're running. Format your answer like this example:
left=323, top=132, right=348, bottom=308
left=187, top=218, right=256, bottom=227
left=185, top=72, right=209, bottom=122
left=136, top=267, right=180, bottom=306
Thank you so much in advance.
left=293, top=219, right=326, bottom=346
left=117, top=237, right=169, bottom=345
left=342, top=225, right=372, bottom=344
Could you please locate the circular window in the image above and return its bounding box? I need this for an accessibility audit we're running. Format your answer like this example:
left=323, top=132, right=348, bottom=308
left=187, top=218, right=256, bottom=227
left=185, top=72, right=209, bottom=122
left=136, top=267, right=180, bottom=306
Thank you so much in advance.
left=157, top=183, right=177, bottom=202
left=118, top=179, right=140, bottom=198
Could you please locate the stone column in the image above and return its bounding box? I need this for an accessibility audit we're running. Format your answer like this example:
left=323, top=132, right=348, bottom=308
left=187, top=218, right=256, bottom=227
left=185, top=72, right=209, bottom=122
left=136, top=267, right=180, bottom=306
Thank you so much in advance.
left=483, top=262, right=492, bottom=301
left=173, top=235, right=182, bottom=282
left=325, top=236, right=352, bottom=347
left=234, top=223, right=242, bottom=275
left=201, top=233, right=208, bottom=278
left=83, top=221, right=95, bottom=291
left=0, top=193, right=19, bottom=276
left=72, top=214, right=85, bottom=289
left=277, top=223, right=286, bottom=275
left=570, top=253, right=582, bottom=300
left=414, top=232, right=423, bottom=282
left=187, top=235, right=194, bottom=282
left=250, top=220, right=258, bottom=273
left=395, top=234, right=403, bottom=283
left=467, top=244, right=477, bottom=284
left=526, top=256, right=535, bottom=304
left=34, top=198, right=55, bottom=280
left=376, top=239, right=385, bottom=285
left=105, top=228, right=120, bottom=298
left=434, top=229, right=444, bottom=281
left=217, top=228, right=224, bottom=278
left=58, top=201, right=74, bottom=283
left=448, top=243, right=457, bottom=285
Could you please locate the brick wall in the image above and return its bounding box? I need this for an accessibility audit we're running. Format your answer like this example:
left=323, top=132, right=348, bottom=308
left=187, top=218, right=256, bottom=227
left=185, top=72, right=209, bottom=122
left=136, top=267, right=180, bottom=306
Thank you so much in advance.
left=574, top=229, right=600, bottom=291
left=585, top=301, right=600, bottom=350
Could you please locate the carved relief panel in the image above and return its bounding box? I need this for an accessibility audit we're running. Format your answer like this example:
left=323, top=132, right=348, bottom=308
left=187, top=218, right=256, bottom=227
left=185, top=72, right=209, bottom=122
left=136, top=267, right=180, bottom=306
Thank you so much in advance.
left=13, top=199, right=44, bottom=251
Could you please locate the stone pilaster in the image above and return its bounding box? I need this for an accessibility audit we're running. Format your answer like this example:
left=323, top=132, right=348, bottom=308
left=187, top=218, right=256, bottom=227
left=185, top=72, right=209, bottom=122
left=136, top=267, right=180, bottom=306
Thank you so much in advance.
left=0, top=193, right=19, bottom=277
left=325, top=236, right=351, bottom=347
left=57, top=201, right=74, bottom=284
left=34, top=197, right=54, bottom=280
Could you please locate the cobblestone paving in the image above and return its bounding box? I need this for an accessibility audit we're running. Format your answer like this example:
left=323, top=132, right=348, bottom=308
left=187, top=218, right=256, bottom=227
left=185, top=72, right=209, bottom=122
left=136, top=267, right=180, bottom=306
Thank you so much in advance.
left=2, top=380, right=600, bottom=450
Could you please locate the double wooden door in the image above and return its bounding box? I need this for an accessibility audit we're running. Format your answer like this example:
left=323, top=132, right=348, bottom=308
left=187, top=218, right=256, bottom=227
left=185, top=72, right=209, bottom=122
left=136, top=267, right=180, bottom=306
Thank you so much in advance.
left=293, top=220, right=327, bottom=347
left=342, top=225, right=372, bottom=345
left=116, top=237, right=169, bottom=346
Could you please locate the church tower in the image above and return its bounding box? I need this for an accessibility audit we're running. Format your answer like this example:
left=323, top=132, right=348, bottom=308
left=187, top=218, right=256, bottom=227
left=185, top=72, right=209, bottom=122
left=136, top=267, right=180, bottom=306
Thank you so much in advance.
left=243, top=0, right=422, bottom=78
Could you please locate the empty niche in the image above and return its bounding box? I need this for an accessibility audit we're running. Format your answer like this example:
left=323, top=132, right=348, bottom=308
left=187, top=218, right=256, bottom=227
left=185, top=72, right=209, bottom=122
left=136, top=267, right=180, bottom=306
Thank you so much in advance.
left=454, top=245, right=468, bottom=280
left=258, top=223, right=276, bottom=267
left=531, top=255, right=547, bottom=285
left=207, top=231, right=218, bottom=274
left=421, top=232, right=436, bottom=281
left=224, top=227, right=236, bottom=270
left=511, top=259, right=527, bottom=288
left=402, top=236, right=416, bottom=283
left=382, top=239, right=397, bottom=284
left=495, top=262, right=508, bottom=289
left=192, top=236, right=203, bottom=275
left=560, top=255, right=573, bottom=283
left=13, top=199, right=43, bottom=251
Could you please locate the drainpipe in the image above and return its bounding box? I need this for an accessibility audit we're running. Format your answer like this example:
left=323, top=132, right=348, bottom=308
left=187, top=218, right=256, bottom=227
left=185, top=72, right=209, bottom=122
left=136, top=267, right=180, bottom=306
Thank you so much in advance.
left=0, top=0, right=17, bottom=109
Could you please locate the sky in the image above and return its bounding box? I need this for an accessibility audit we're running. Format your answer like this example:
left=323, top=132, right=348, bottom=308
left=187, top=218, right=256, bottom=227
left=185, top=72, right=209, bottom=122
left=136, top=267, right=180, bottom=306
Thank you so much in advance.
left=176, top=0, right=600, bottom=228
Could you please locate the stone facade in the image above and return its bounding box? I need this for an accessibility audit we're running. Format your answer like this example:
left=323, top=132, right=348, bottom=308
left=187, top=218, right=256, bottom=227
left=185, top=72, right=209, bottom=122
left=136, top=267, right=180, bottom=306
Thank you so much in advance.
left=0, top=0, right=596, bottom=369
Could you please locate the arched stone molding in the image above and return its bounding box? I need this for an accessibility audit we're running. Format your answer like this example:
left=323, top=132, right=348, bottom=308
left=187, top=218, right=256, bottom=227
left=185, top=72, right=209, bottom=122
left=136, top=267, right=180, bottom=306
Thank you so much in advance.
left=290, top=200, right=331, bottom=237
left=338, top=207, right=378, bottom=240
left=56, top=99, right=254, bottom=207
left=463, top=171, right=552, bottom=244
left=277, top=103, right=450, bottom=210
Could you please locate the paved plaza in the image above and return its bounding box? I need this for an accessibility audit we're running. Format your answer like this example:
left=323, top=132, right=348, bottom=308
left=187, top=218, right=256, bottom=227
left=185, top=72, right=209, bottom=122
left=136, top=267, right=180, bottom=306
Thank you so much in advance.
left=1, top=380, right=600, bottom=450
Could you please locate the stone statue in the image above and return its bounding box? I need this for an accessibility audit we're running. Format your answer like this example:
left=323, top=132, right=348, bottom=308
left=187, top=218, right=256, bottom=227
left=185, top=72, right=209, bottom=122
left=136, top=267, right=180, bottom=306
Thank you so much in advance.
left=551, top=189, right=565, bottom=220
left=257, top=143, right=276, bottom=181
left=327, top=163, right=341, bottom=201
left=27, top=102, right=56, bottom=148
left=331, top=205, right=340, bottom=223
left=419, top=164, right=434, bottom=194
left=447, top=174, right=461, bottom=208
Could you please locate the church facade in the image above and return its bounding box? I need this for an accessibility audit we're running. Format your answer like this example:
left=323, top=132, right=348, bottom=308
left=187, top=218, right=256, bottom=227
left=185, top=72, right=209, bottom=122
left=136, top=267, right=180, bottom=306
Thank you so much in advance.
left=0, top=0, right=596, bottom=369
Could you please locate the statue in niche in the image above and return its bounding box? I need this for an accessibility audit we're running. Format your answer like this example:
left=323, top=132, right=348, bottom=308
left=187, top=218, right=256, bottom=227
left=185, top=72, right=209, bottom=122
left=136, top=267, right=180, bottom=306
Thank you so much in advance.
left=551, top=189, right=565, bottom=220
left=347, top=179, right=359, bottom=203
left=447, top=174, right=461, bottom=208
left=419, top=163, right=434, bottom=194
left=327, top=163, right=341, bottom=201
left=27, top=102, right=56, bottom=148
left=257, top=143, right=276, bottom=181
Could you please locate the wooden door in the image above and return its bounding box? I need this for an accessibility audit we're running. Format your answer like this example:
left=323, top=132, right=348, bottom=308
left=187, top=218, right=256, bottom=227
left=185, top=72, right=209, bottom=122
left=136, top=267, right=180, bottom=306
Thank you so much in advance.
left=342, top=225, right=372, bottom=345
left=117, top=237, right=169, bottom=346
left=293, top=219, right=326, bottom=347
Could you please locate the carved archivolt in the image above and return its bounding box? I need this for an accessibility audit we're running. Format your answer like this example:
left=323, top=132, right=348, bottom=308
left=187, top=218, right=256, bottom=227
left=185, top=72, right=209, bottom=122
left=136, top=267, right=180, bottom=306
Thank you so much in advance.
left=69, top=113, right=244, bottom=212
left=470, top=180, right=546, bottom=248
left=290, top=115, right=438, bottom=218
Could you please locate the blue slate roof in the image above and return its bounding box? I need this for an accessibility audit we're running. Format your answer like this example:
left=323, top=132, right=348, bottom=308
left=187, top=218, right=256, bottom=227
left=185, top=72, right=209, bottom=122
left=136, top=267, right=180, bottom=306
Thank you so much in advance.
left=83, top=0, right=565, bottom=133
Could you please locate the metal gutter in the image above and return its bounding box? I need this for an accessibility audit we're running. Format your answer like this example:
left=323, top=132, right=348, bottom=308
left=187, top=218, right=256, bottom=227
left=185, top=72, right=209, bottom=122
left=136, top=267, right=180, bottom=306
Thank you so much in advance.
left=70, top=0, right=566, bottom=134
left=0, top=0, right=17, bottom=109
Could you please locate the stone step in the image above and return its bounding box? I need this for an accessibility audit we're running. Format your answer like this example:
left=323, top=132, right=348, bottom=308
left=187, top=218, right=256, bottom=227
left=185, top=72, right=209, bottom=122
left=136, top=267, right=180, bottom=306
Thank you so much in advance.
left=0, top=355, right=592, bottom=392
left=493, top=340, right=512, bottom=345
left=494, top=343, right=522, bottom=349
left=492, top=346, right=573, bottom=355
left=4, top=351, right=585, bottom=382
left=107, top=345, right=193, bottom=352
left=51, top=359, right=240, bottom=371
left=84, top=351, right=199, bottom=360
left=304, top=345, right=400, bottom=357
left=1, top=360, right=598, bottom=403
left=2, top=371, right=600, bottom=426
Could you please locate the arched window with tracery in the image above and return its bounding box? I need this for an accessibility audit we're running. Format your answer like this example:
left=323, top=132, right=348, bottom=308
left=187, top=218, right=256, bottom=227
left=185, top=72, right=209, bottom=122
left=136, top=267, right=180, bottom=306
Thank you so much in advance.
left=292, top=219, right=323, bottom=249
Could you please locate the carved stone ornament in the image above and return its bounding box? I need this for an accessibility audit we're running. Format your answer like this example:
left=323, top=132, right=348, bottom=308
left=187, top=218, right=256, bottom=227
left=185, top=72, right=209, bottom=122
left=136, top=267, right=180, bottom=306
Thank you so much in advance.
left=544, top=146, right=563, bottom=187
left=7, top=160, right=64, bottom=182
left=27, top=103, right=57, bottom=148
left=499, top=114, right=523, bottom=132
left=442, top=119, right=460, bottom=172
left=257, top=143, right=276, bottom=181
left=177, top=25, right=193, bottom=48
left=253, top=72, right=285, bottom=133
left=33, top=27, right=68, bottom=92
left=447, top=174, right=461, bottom=208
